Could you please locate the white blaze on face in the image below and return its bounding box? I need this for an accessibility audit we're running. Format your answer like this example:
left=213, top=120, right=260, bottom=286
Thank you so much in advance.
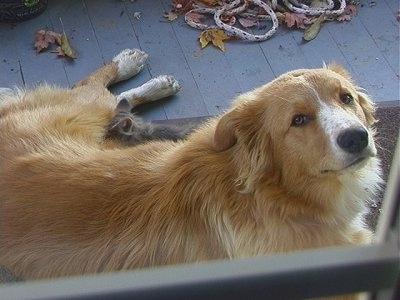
left=318, top=101, right=376, bottom=170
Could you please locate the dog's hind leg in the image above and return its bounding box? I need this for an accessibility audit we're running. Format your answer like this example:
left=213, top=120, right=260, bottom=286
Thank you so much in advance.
left=72, top=49, right=148, bottom=88
left=116, top=75, right=180, bottom=108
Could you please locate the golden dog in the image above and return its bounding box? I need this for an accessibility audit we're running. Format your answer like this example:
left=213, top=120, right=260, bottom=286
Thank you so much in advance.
left=0, top=49, right=381, bottom=286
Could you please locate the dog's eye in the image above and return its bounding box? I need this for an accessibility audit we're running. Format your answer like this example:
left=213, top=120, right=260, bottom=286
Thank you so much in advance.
left=291, top=114, right=310, bottom=126
left=340, top=93, right=353, bottom=104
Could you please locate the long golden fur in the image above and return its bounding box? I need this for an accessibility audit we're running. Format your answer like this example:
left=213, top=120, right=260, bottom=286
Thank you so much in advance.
left=0, top=50, right=381, bottom=283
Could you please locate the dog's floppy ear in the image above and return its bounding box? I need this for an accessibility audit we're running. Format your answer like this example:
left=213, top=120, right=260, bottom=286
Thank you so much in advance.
left=213, top=109, right=238, bottom=152
left=358, top=91, right=376, bottom=125
left=325, top=63, right=352, bottom=81
left=325, top=64, right=376, bottom=125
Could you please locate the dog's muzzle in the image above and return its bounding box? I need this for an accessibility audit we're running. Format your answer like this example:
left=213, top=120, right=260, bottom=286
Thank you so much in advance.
left=335, top=127, right=376, bottom=170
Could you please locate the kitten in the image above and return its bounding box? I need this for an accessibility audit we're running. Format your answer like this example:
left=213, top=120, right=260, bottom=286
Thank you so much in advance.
left=107, top=99, right=190, bottom=145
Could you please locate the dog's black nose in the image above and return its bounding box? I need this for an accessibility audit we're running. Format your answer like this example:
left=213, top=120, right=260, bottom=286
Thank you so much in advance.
left=337, top=128, right=369, bottom=154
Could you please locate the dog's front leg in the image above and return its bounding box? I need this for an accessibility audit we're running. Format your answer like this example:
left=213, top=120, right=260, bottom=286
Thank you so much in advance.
left=116, top=75, right=180, bottom=108
left=73, top=49, right=148, bottom=88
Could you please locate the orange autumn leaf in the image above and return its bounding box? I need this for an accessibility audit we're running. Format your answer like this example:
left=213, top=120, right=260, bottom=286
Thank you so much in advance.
left=283, top=12, right=309, bottom=29
left=199, top=28, right=230, bottom=51
left=34, top=30, right=62, bottom=53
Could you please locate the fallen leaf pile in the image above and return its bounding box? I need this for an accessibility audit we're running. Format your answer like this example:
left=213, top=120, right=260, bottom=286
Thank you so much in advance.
left=167, top=0, right=361, bottom=49
left=34, top=29, right=77, bottom=58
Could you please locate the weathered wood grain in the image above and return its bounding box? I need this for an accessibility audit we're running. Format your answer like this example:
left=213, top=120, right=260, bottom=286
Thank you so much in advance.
left=0, top=0, right=397, bottom=120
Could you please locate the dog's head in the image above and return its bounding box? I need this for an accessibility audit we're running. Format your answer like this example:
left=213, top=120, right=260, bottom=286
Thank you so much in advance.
left=213, top=64, right=378, bottom=192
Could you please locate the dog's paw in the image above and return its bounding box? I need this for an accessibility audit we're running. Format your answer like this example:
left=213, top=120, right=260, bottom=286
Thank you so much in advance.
left=140, top=75, right=181, bottom=100
left=113, top=49, right=149, bottom=82
left=117, top=75, right=181, bottom=103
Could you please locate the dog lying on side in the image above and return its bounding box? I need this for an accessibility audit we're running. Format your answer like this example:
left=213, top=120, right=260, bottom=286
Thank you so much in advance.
left=0, top=49, right=381, bottom=287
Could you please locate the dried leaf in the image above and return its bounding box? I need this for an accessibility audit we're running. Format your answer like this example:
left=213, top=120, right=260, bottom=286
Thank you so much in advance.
left=172, top=0, right=193, bottom=13
left=337, top=4, right=357, bottom=22
left=34, top=30, right=48, bottom=52
left=221, top=15, right=236, bottom=26
left=310, top=0, right=330, bottom=9
left=60, top=32, right=77, bottom=59
left=238, top=18, right=258, bottom=28
left=283, top=12, right=309, bottom=29
left=303, top=14, right=325, bottom=41
left=58, top=18, right=76, bottom=58
left=185, top=11, right=205, bottom=24
left=35, top=19, right=77, bottom=58
left=34, top=30, right=62, bottom=53
left=345, top=4, right=358, bottom=15
left=198, top=29, right=230, bottom=51
left=163, top=11, right=178, bottom=21
left=52, top=46, right=65, bottom=57
left=336, top=14, right=351, bottom=22
left=196, top=0, right=219, bottom=6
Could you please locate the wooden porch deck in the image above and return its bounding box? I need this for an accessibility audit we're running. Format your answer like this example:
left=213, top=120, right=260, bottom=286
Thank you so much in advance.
left=0, top=0, right=399, bottom=121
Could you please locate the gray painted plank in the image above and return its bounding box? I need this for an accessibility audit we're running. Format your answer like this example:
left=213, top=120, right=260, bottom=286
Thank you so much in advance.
left=357, top=2, right=399, bottom=77
left=161, top=0, right=243, bottom=115
left=123, top=0, right=209, bottom=120
left=221, top=42, right=276, bottom=93
left=121, top=0, right=169, bottom=120
left=84, top=0, right=142, bottom=61
left=0, top=24, right=23, bottom=87
left=171, top=22, right=244, bottom=115
left=259, top=27, right=309, bottom=77
left=3, top=7, right=69, bottom=88
left=383, top=0, right=398, bottom=13
left=1, top=0, right=398, bottom=119
left=293, top=25, right=351, bottom=71
left=327, top=11, right=399, bottom=102
left=83, top=0, right=155, bottom=113
left=46, top=0, right=104, bottom=86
